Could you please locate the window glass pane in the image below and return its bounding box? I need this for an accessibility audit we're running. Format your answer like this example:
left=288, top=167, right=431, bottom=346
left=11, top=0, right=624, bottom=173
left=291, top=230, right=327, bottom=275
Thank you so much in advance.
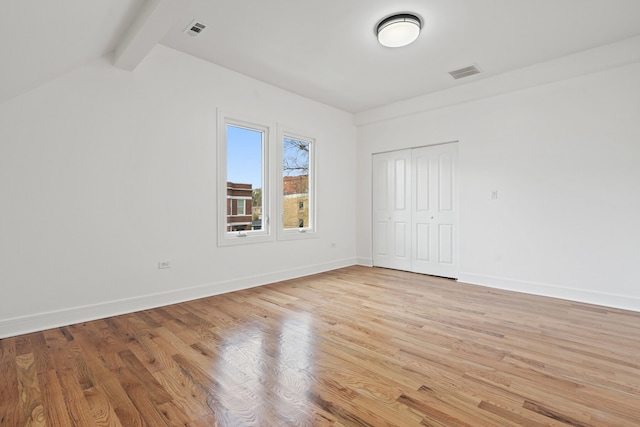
left=227, top=124, right=263, bottom=232
left=282, top=137, right=310, bottom=229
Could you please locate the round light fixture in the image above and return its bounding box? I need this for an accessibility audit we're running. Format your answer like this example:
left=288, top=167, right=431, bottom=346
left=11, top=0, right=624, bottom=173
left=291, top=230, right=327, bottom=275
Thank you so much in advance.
left=376, top=13, right=421, bottom=48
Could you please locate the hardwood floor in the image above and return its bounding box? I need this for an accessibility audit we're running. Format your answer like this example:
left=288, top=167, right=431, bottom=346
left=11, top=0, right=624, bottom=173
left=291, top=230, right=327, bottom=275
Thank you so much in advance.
left=2, top=266, right=640, bottom=426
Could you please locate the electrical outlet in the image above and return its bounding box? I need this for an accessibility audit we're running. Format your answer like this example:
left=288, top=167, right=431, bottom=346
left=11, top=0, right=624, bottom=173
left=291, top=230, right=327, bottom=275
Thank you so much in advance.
left=158, top=261, right=171, bottom=269
left=491, top=190, right=498, bottom=200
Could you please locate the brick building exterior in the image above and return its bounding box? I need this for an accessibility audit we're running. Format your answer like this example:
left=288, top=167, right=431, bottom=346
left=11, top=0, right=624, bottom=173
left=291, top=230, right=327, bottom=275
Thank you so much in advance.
left=226, top=182, right=252, bottom=231
left=282, top=175, right=309, bottom=228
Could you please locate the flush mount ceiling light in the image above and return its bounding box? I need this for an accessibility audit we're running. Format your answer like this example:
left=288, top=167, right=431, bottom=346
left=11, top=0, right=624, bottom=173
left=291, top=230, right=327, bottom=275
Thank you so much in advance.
left=376, top=13, right=422, bottom=48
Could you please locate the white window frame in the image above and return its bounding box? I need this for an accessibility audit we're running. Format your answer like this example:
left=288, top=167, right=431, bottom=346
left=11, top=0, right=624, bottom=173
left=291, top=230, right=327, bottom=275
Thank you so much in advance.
left=277, top=127, right=317, bottom=240
left=217, top=112, right=275, bottom=246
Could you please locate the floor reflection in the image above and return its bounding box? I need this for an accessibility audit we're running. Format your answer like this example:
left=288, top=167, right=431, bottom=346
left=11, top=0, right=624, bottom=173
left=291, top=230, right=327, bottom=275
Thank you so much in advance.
left=214, top=310, right=317, bottom=424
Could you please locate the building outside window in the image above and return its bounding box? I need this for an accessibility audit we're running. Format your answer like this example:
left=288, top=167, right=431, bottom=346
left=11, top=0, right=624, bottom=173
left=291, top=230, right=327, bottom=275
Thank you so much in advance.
left=226, top=182, right=252, bottom=231
left=282, top=175, right=309, bottom=229
left=281, top=134, right=314, bottom=233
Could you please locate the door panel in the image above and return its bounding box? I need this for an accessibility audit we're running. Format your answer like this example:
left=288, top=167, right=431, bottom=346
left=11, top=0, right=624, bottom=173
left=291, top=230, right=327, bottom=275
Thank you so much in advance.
left=438, top=152, right=454, bottom=211
left=412, top=144, right=458, bottom=277
left=395, top=222, right=408, bottom=257
left=394, top=159, right=406, bottom=210
left=374, top=221, right=388, bottom=256
left=413, top=148, right=433, bottom=272
left=415, top=224, right=430, bottom=261
left=438, top=224, right=454, bottom=264
left=415, top=154, right=430, bottom=211
left=372, top=150, right=412, bottom=271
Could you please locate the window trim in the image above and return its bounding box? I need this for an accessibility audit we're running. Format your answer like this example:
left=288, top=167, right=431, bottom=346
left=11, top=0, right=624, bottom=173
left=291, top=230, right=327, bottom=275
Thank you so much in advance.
left=217, top=112, right=275, bottom=246
left=277, top=126, right=317, bottom=241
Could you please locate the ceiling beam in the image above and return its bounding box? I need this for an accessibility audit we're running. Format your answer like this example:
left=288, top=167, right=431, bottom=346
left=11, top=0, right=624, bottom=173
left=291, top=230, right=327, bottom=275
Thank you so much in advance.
left=114, top=0, right=194, bottom=71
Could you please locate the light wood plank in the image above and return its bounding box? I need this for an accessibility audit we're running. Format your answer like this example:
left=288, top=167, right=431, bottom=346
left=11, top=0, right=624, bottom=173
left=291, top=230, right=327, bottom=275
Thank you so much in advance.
left=15, top=353, right=46, bottom=427
left=1, top=266, right=639, bottom=426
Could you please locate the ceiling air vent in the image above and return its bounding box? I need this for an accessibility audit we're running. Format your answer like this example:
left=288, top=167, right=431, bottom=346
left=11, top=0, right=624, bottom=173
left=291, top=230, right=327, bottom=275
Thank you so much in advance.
left=184, top=20, right=207, bottom=37
left=448, top=64, right=482, bottom=80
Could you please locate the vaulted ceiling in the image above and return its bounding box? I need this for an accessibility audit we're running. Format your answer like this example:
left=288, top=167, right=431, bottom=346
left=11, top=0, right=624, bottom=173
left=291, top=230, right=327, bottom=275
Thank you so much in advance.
left=2, top=0, right=640, bottom=112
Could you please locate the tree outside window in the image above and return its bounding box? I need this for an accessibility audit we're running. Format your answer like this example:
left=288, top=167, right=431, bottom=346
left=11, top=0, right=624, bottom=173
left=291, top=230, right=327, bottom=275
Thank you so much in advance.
left=282, top=136, right=312, bottom=230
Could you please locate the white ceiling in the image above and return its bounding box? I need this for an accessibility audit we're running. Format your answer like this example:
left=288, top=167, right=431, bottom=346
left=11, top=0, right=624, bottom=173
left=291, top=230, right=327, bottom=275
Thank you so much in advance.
left=0, top=0, right=144, bottom=104
left=2, top=0, right=640, bottom=112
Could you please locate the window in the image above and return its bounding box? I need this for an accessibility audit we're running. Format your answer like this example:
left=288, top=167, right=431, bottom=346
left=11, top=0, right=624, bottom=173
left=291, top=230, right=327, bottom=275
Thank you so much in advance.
left=279, top=130, right=315, bottom=239
left=236, top=199, right=245, bottom=215
left=218, top=114, right=273, bottom=245
left=217, top=115, right=315, bottom=244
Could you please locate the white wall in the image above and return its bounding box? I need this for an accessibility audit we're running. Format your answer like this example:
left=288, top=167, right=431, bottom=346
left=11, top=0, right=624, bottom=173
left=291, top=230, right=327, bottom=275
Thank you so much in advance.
left=0, top=45, right=357, bottom=338
left=356, top=60, right=640, bottom=311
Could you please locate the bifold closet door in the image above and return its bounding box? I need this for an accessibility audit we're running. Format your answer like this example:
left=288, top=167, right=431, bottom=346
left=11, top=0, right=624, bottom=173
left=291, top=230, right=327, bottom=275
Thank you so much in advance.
left=411, top=143, right=458, bottom=278
left=372, top=149, right=412, bottom=271
left=372, top=143, right=458, bottom=278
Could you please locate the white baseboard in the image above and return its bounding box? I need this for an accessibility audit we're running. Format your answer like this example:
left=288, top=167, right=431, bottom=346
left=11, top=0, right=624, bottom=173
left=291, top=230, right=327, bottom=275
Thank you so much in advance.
left=457, top=272, right=640, bottom=313
left=356, top=257, right=373, bottom=267
left=0, top=258, right=357, bottom=339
